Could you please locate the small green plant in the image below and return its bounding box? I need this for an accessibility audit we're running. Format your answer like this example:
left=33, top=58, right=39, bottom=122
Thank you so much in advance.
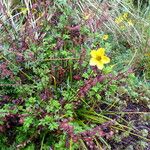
left=0, top=0, right=149, bottom=150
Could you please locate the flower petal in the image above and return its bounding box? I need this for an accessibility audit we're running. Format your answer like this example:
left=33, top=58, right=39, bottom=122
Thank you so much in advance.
left=101, top=56, right=110, bottom=64
left=97, top=48, right=105, bottom=56
left=97, top=62, right=104, bottom=70
left=90, top=58, right=98, bottom=66
left=90, top=50, right=97, bottom=58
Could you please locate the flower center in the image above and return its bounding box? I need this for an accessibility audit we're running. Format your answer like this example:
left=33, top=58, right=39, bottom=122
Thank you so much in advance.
left=96, top=56, right=102, bottom=61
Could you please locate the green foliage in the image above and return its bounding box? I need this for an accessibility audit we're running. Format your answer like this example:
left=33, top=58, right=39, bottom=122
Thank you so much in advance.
left=0, top=0, right=149, bottom=150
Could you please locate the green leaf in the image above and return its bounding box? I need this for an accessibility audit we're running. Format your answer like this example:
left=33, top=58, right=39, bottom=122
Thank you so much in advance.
left=82, top=72, right=89, bottom=79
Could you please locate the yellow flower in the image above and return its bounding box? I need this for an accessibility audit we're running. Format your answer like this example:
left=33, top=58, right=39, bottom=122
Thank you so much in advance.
left=20, top=7, right=28, bottom=15
left=115, top=16, right=123, bottom=24
left=120, top=25, right=126, bottom=30
left=123, top=12, right=128, bottom=19
left=102, top=34, right=109, bottom=40
left=145, top=53, right=150, bottom=56
left=84, top=13, right=91, bottom=20
left=83, top=11, right=93, bottom=20
left=127, top=19, right=133, bottom=26
left=90, top=48, right=110, bottom=70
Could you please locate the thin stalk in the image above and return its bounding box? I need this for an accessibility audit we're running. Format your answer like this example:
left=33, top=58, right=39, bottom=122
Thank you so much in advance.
left=40, top=133, right=46, bottom=150
left=2, top=56, right=34, bottom=82
left=112, top=126, right=150, bottom=142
